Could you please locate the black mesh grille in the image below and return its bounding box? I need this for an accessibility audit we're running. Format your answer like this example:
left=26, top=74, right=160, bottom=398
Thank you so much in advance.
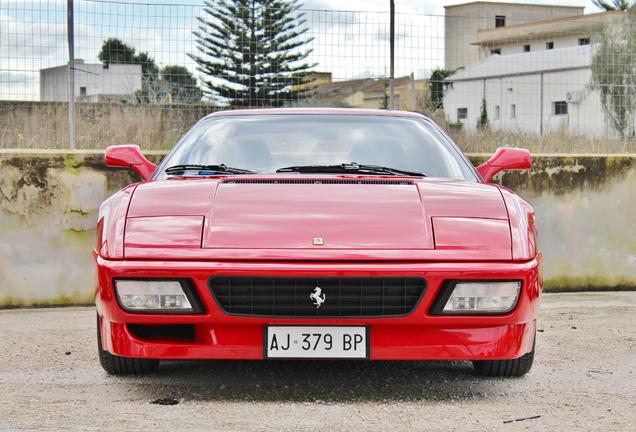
left=222, top=179, right=414, bottom=185
left=209, top=277, right=426, bottom=317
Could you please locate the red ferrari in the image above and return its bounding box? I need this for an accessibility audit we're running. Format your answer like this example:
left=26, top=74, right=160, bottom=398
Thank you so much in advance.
left=96, top=108, right=540, bottom=376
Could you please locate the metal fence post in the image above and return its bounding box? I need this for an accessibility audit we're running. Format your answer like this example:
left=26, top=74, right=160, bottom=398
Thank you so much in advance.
left=389, top=0, right=395, bottom=110
left=67, top=0, right=75, bottom=150
left=410, top=72, right=416, bottom=111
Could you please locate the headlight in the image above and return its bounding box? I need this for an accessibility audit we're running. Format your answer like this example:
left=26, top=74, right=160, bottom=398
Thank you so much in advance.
left=115, top=280, right=197, bottom=312
left=436, top=281, right=521, bottom=314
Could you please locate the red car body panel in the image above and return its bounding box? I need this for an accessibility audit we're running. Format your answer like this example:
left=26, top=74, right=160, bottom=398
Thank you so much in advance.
left=95, top=108, right=541, bottom=362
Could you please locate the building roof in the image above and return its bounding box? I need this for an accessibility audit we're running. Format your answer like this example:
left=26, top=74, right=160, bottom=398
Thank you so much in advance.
left=39, top=59, right=142, bottom=72
left=475, top=10, right=619, bottom=46
left=444, top=1, right=584, bottom=9
left=309, top=76, right=415, bottom=100
left=447, top=44, right=592, bottom=81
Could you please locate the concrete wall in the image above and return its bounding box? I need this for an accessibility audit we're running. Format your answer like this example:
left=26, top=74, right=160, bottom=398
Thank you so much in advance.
left=0, top=150, right=634, bottom=305
left=0, top=101, right=213, bottom=150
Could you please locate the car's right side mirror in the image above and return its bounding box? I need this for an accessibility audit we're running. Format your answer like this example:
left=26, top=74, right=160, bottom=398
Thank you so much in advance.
left=476, top=147, right=532, bottom=182
left=104, top=145, right=157, bottom=181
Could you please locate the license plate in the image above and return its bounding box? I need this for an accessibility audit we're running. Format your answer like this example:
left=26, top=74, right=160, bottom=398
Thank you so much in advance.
left=265, top=326, right=368, bottom=359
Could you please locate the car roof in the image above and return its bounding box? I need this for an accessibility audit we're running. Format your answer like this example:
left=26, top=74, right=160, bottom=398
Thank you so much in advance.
left=204, top=107, right=429, bottom=120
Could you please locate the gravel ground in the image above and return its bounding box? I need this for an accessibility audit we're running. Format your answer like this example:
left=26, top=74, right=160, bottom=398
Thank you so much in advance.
left=0, top=292, right=634, bottom=432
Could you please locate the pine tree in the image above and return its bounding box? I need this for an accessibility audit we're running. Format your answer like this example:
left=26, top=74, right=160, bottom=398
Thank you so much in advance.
left=189, top=0, right=315, bottom=107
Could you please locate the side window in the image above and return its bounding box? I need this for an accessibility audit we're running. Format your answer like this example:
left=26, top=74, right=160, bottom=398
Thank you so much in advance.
left=553, top=101, right=568, bottom=115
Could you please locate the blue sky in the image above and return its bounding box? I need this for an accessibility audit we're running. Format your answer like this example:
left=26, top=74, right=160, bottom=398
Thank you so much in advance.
left=0, top=0, right=606, bottom=100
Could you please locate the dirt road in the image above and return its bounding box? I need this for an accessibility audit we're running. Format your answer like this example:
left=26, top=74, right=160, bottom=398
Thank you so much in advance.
left=1, top=292, right=634, bottom=431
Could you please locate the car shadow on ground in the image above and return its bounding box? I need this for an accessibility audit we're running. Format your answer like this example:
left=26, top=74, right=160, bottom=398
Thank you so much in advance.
left=120, top=360, right=504, bottom=402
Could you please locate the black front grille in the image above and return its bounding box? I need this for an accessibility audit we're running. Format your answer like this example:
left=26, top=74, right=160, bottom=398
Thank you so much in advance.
left=209, top=277, right=426, bottom=317
left=222, top=179, right=414, bottom=185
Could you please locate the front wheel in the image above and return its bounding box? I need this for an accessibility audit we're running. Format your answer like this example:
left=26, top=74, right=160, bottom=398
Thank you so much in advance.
left=472, top=341, right=535, bottom=377
left=97, top=314, right=159, bottom=375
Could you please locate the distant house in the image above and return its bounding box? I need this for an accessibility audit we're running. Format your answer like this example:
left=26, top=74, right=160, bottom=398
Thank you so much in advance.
left=291, top=72, right=334, bottom=93
left=309, top=75, right=429, bottom=111
left=445, top=1, right=584, bottom=70
left=39, top=59, right=142, bottom=102
left=474, top=11, right=618, bottom=61
left=443, top=9, right=627, bottom=138
left=444, top=45, right=612, bottom=137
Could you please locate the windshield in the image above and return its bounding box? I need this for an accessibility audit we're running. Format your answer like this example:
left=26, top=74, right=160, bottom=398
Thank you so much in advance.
left=156, top=114, right=477, bottom=180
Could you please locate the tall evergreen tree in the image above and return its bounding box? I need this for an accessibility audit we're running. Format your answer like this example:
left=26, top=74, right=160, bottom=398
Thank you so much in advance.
left=189, top=0, right=315, bottom=107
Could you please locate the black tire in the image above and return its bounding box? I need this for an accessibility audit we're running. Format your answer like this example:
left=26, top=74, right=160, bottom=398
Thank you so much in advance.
left=97, top=314, right=159, bottom=375
left=472, top=341, right=535, bottom=377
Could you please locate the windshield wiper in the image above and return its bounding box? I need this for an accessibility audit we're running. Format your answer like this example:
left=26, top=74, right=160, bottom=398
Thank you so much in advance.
left=165, top=164, right=253, bottom=176
left=276, top=163, right=425, bottom=177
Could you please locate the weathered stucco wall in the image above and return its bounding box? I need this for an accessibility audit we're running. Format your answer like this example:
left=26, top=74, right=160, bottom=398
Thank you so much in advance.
left=0, top=150, right=634, bottom=305
left=470, top=154, right=636, bottom=290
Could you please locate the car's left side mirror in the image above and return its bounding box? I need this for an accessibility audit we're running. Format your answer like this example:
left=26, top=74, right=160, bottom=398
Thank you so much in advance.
left=104, top=145, right=157, bottom=181
left=476, top=147, right=532, bottom=182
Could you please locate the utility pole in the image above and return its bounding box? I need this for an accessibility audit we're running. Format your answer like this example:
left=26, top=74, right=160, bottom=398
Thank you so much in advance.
left=67, top=0, right=76, bottom=149
left=389, top=0, right=395, bottom=110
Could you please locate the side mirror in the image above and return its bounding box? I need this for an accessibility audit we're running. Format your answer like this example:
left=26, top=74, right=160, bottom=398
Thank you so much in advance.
left=476, top=147, right=532, bottom=182
left=104, top=145, right=157, bottom=181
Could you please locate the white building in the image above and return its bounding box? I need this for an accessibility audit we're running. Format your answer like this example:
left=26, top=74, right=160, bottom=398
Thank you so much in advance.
left=40, top=59, right=142, bottom=102
left=474, top=11, right=618, bottom=60
left=444, top=1, right=584, bottom=70
left=444, top=45, right=616, bottom=137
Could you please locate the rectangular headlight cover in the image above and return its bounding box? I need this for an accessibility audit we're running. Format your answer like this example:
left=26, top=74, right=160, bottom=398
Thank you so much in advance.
left=441, top=281, right=521, bottom=314
left=115, top=280, right=194, bottom=312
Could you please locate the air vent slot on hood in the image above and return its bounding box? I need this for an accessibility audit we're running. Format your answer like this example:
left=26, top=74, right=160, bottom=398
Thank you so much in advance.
left=222, top=178, right=414, bottom=185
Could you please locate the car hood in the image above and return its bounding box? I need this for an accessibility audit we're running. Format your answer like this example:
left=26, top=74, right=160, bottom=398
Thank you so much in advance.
left=124, top=176, right=512, bottom=260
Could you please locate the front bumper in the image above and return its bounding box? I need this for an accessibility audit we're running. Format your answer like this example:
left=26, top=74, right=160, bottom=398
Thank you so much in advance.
left=95, top=257, right=541, bottom=361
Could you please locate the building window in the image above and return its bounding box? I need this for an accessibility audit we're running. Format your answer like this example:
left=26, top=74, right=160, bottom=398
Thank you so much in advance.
left=546, top=41, right=554, bottom=50
left=553, top=101, right=568, bottom=115
left=80, top=86, right=87, bottom=96
left=457, top=108, right=468, bottom=120
left=494, top=105, right=500, bottom=120
left=523, top=44, right=531, bottom=52
left=578, top=37, right=590, bottom=46
left=495, top=15, right=506, bottom=28
left=510, top=104, right=516, bottom=119
left=490, top=48, right=501, bottom=55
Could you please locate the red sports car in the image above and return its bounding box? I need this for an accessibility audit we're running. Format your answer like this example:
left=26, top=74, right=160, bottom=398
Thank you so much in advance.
left=96, top=108, right=540, bottom=376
